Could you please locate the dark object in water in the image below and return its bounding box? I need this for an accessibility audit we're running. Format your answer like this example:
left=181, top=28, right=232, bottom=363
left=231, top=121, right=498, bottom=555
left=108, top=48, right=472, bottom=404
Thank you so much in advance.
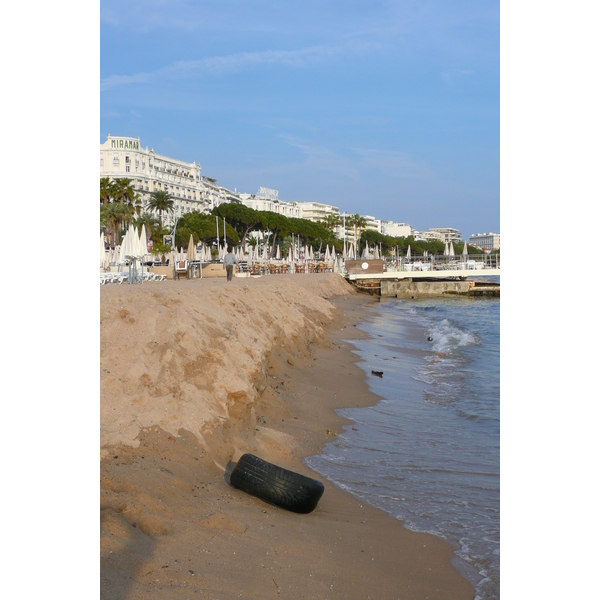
left=427, top=336, right=433, bottom=341
left=371, top=370, right=383, bottom=377
left=226, top=453, right=325, bottom=514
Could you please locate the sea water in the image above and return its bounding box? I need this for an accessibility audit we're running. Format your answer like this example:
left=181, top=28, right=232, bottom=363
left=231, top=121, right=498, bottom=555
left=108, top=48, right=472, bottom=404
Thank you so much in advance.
left=306, top=289, right=500, bottom=600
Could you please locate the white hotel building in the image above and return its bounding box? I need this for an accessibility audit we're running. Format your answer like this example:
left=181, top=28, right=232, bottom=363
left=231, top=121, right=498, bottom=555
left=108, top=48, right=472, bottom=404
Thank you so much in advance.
left=469, top=232, right=500, bottom=251
left=100, top=135, right=241, bottom=227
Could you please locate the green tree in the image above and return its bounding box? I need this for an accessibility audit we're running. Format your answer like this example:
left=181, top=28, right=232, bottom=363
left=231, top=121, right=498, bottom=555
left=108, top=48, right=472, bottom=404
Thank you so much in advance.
left=176, top=211, right=239, bottom=248
left=212, top=203, right=262, bottom=248
left=318, top=214, right=341, bottom=233
left=257, top=211, right=292, bottom=256
left=112, top=178, right=135, bottom=204
left=100, top=177, right=113, bottom=205
left=147, top=190, right=175, bottom=226
left=100, top=201, right=132, bottom=247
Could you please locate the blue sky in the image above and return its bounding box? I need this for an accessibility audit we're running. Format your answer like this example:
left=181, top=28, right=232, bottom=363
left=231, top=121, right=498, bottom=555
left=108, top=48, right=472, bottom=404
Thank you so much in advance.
left=101, top=0, right=499, bottom=238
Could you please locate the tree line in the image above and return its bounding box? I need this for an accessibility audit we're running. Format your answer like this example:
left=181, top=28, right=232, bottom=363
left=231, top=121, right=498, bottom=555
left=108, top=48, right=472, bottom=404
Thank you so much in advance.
left=100, top=178, right=490, bottom=257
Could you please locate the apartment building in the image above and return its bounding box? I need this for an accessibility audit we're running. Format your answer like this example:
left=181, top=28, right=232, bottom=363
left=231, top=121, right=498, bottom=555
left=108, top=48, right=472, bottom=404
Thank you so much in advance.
left=429, top=227, right=463, bottom=243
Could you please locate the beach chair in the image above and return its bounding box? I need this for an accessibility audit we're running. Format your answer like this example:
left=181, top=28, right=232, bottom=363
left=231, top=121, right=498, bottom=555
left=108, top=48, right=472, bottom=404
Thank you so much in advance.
left=173, top=260, right=189, bottom=280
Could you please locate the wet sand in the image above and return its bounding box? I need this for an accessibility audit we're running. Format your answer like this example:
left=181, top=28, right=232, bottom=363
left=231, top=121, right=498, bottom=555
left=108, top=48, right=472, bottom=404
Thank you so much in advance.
left=100, top=274, right=474, bottom=599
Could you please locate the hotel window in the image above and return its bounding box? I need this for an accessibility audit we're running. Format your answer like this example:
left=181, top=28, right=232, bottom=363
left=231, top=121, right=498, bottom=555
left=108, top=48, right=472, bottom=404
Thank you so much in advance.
left=100, top=157, right=104, bottom=166
left=126, top=166, right=130, bottom=172
left=113, top=155, right=119, bottom=163
left=125, top=156, right=130, bottom=164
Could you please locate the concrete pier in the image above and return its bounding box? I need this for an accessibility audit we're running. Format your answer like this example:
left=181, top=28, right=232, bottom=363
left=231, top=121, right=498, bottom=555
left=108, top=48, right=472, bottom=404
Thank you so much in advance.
left=351, top=277, right=500, bottom=298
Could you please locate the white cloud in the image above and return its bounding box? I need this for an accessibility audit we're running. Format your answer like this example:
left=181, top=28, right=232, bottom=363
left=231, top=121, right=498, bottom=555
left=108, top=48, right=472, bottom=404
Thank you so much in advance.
left=101, top=42, right=379, bottom=91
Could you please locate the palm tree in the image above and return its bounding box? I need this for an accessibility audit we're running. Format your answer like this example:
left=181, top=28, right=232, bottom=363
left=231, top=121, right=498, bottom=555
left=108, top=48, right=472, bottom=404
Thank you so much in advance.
left=319, top=214, right=341, bottom=233
left=101, top=201, right=132, bottom=247
left=112, top=178, right=135, bottom=204
left=100, top=177, right=113, bottom=205
left=147, top=189, right=175, bottom=226
left=131, top=192, right=143, bottom=217
left=347, top=213, right=367, bottom=252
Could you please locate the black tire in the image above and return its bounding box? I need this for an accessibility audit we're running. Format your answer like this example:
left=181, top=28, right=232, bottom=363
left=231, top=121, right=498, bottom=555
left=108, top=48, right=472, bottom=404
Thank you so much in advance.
left=228, top=454, right=325, bottom=514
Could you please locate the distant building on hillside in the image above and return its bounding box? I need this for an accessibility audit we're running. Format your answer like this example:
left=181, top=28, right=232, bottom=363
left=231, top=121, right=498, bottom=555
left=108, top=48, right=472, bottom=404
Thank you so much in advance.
left=469, top=232, right=500, bottom=251
left=295, top=201, right=340, bottom=222
left=429, top=227, right=462, bottom=243
left=238, top=190, right=302, bottom=218
left=381, top=221, right=413, bottom=238
left=99, top=134, right=241, bottom=228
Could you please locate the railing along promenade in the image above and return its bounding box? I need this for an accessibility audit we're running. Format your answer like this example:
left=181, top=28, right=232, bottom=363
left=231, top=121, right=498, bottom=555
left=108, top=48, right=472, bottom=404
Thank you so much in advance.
left=346, top=253, right=500, bottom=281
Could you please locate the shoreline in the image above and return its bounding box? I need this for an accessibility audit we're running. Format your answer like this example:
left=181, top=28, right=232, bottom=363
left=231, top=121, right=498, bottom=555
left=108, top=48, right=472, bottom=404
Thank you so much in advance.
left=101, top=275, right=474, bottom=598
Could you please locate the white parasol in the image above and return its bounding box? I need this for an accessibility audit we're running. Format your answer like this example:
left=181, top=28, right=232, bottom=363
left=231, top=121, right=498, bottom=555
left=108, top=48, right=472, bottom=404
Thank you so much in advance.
left=449, top=242, right=455, bottom=257
left=325, top=245, right=330, bottom=261
left=374, top=245, right=380, bottom=260
left=462, top=242, right=468, bottom=258
left=444, top=241, right=449, bottom=256
left=407, top=245, right=411, bottom=261
left=186, top=234, right=197, bottom=260
left=276, top=245, right=281, bottom=260
left=100, top=233, right=106, bottom=268
left=139, top=225, right=148, bottom=261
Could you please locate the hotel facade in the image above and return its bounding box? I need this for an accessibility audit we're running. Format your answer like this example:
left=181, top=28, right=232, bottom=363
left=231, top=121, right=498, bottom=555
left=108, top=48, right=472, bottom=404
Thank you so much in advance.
left=100, top=135, right=241, bottom=227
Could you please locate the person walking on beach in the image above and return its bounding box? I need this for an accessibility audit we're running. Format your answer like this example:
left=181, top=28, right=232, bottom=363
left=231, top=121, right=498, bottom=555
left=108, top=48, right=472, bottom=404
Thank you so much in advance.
left=223, top=245, right=238, bottom=282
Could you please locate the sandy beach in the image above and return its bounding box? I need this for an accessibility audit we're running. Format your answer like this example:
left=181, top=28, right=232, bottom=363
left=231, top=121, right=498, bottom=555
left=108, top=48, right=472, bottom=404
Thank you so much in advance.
left=100, top=274, right=474, bottom=599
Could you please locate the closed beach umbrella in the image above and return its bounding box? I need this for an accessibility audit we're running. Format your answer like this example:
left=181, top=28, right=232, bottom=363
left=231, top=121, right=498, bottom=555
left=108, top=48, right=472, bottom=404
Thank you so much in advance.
left=342, top=243, right=347, bottom=259
left=288, top=246, right=293, bottom=263
left=374, top=245, right=380, bottom=260
left=100, top=233, right=106, bottom=267
left=186, top=234, right=196, bottom=260
left=407, top=245, right=411, bottom=261
left=121, top=230, right=130, bottom=258
left=325, top=245, right=330, bottom=261
left=444, top=241, right=449, bottom=256
left=276, top=245, right=281, bottom=260
left=462, top=242, right=469, bottom=258
left=449, top=242, right=455, bottom=257
left=139, top=225, right=148, bottom=260
left=133, top=227, right=141, bottom=257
